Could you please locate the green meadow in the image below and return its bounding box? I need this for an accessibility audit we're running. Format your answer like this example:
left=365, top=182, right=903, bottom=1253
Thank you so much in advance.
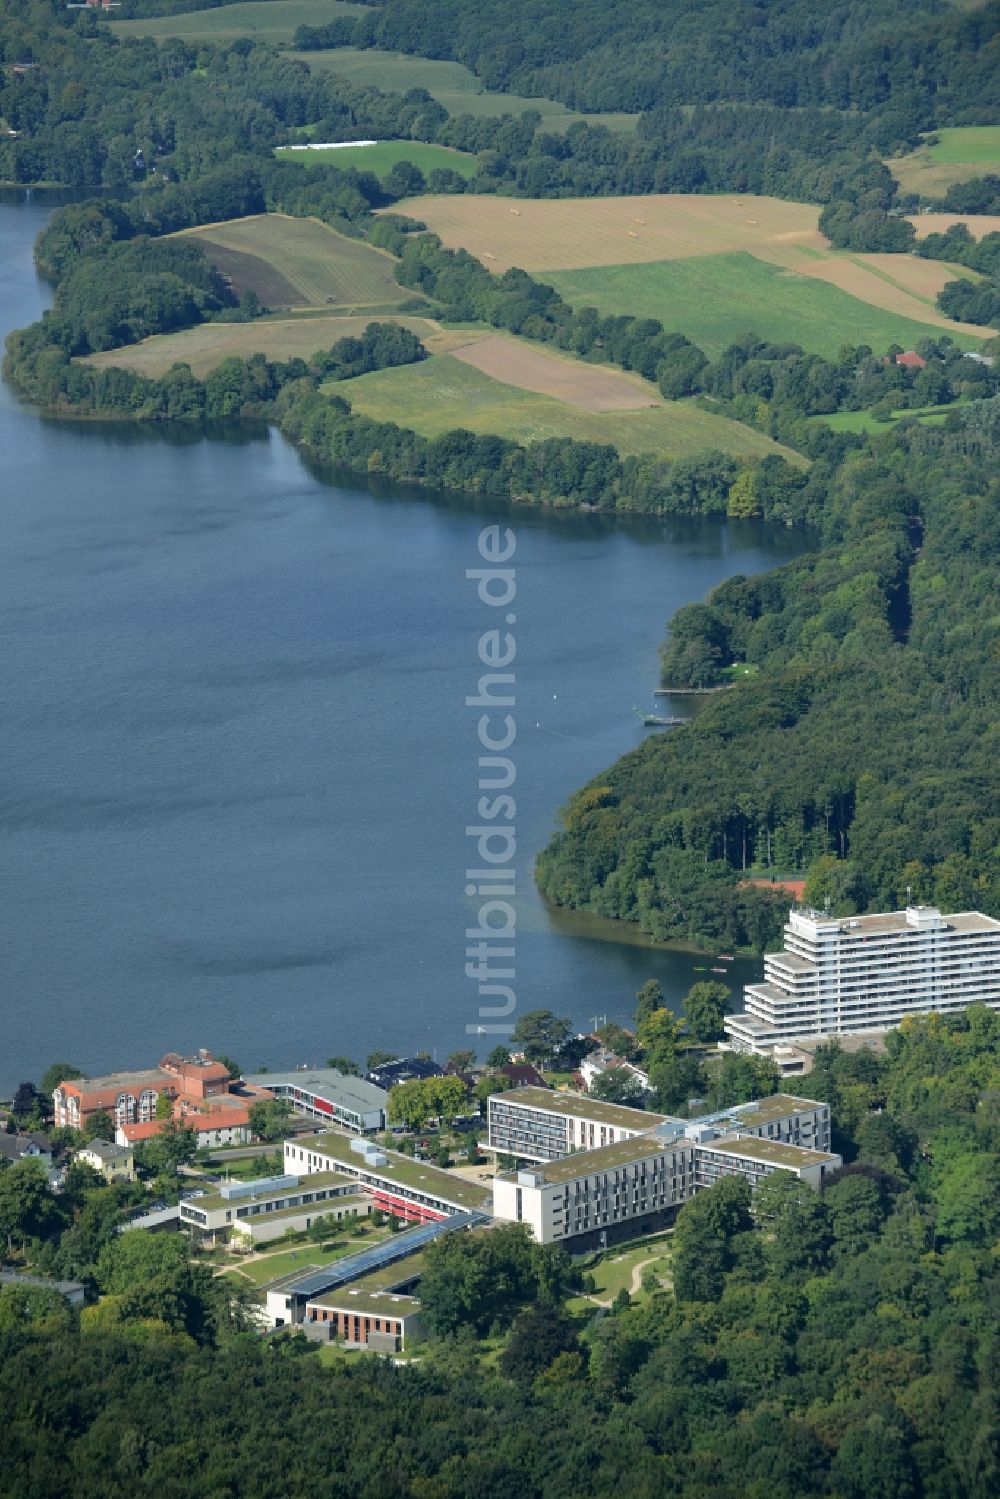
left=287, top=48, right=640, bottom=131
left=925, top=127, right=1000, bottom=166
left=275, top=140, right=479, bottom=179
left=338, top=352, right=801, bottom=463
left=541, top=252, right=981, bottom=360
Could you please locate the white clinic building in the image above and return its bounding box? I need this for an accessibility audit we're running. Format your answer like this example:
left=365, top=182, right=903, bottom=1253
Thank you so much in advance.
left=726, top=904, right=1000, bottom=1055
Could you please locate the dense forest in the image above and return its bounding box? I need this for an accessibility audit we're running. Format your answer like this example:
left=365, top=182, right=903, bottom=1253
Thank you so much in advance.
left=537, top=391, right=1000, bottom=950
left=4, top=1009, right=1000, bottom=1497
left=1, top=0, right=998, bottom=256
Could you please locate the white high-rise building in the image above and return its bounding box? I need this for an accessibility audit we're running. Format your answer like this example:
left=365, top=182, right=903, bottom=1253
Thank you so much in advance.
left=726, top=905, right=1000, bottom=1054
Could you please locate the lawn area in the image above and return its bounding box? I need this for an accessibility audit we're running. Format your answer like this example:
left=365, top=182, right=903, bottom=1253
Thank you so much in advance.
left=339, top=351, right=803, bottom=462
left=807, top=398, right=973, bottom=434
left=286, top=48, right=639, bottom=132
left=234, top=1235, right=381, bottom=1287
left=178, top=213, right=416, bottom=310
left=109, top=0, right=367, bottom=44
left=566, top=1235, right=673, bottom=1311
left=276, top=140, right=479, bottom=179
left=540, top=253, right=985, bottom=359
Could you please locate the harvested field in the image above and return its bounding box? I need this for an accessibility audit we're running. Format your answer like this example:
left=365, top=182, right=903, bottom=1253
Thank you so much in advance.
left=401, top=193, right=988, bottom=351
left=286, top=48, right=639, bottom=131
left=541, top=254, right=985, bottom=359
left=338, top=352, right=804, bottom=463
left=395, top=193, right=824, bottom=273
left=82, top=314, right=444, bottom=379
left=908, top=212, right=1000, bottom=239
left=178, top=214, right=414, bottom=310
left=110, top=0, right=366, bottom=44
left=449, top=335, right=657, bottom=410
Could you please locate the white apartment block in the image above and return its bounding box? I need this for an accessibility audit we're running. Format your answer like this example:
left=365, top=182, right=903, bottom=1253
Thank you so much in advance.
left=490, top=1088, right=837, bottom=1246
left=487, top=1086, right=670, bottom=1161
left=726, top=905, right=1000, bottom=1055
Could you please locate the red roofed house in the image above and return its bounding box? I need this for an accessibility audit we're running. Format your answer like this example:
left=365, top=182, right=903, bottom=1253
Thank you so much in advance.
left=119, top=1106, right=251, bottom=1149
left=883, top=350, right=926, bottom=370
left=53, top=1049, right=250, bottom=1141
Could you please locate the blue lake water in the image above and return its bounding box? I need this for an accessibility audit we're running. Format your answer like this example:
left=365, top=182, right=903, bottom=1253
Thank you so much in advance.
left=0, top=199, right=807, bottom=1092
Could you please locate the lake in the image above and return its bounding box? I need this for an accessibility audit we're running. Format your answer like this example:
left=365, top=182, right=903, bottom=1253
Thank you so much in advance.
left=0, top=198, right=807, bottom=1092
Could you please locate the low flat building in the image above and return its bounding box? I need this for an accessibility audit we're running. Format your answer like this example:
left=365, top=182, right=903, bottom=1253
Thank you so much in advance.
left=304, top=1284, right=423, bottom=1353
left=179, top=1171, right=358, bottom=1238
left=286, top=1133, right=492, bottom=1221
left=487, top=1085, right=671, bottom=1162
left=230, top=1193, right=372, bottom=1247
left=259, top=1069, right=388, bottom=1133
left=74, top=1139, right=135, bottom=1182
left=766, top=1030, right=890, bottom=1077
left=727, top=904, right=1000, bottom=1054
left=366, top=1058, right=442, bottom=1091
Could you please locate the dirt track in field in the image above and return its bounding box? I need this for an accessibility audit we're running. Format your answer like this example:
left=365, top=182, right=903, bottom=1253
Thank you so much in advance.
left=449, top=334, right=658, bottom=410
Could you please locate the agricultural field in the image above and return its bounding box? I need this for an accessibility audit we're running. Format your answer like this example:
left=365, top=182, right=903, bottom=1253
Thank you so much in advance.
left=275, top=141, right=478, bottom=179
left=400, top=193, right=990, bottom=355
left=178, top=213, right=416, bottom=310
left=399, top=193, right=827, bottom=274
left=541, top=253, right=984, bottom=359
left=337, top=344, right=803, bottom=463
left=286, top=47, right=640, bottom=131
left=109, top=0, right=367, bottom=44
left=82, top=313, right=453, bottom=379
left=889, top=126, right=1000, bottom=197
left=908, top=211, right=1000, bottom=240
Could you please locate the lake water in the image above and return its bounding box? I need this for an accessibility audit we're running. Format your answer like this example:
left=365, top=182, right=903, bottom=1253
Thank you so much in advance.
left=0, top=198, right=807, bottom=1092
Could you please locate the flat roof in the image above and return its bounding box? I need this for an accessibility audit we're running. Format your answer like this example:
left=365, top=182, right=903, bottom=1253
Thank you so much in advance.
left=310, top=1287, right=421, bottom=1318
left=728, top=1093, right=824, bottom=1126
left=231, top=1194, right=370, bottom=1229
left=263, top=1070, right=387, bottom=1111
left=64, top=1067, right=168, bottom=1092
left=509, top=1133, right=677, bottom=1186
left=194, top=1171, right=351, bottom=1214
left=792, top=907, right=1000, bottom=938
left=704, top=1134, right=839, bottom=1169
left=300, top=1134, right=492, bottom=1212
left=493, top=1085, right=669, bottom=1132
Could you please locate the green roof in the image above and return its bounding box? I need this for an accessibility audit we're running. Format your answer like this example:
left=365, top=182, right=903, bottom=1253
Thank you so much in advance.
left=300, top=1134, right=492, bottom=1212
left=311, top=1287, right=421, bottom=1319
left=230, top=1193, right=369, bottom=1230
left=730, top=1093, right=824, bottom=1127
left=705, top=1134, right=838, bottom=1169
left=504, top=1134, right=678, bottom=1186
left=493, top=1086, right=669, bottom=1132
left=196, top=1170, right=351, bottom=1214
